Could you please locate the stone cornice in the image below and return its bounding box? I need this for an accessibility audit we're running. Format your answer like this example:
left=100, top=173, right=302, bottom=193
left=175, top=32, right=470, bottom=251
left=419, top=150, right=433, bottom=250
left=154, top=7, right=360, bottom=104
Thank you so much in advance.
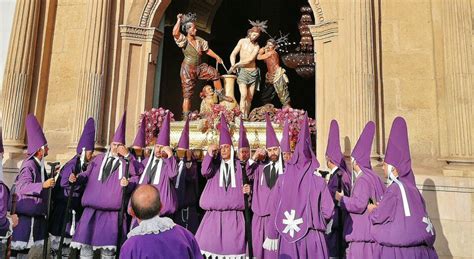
left=119, top=25, right=163, bottom=45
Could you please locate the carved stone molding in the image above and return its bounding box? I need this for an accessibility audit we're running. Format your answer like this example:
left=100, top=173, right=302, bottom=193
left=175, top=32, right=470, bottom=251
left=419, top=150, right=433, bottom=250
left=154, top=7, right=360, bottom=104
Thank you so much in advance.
left=139, top=0, right=159, bottom=27
left=312, top=0, right=325, bottom=24
left=309, top=21, right=338, bottom=41
left=119, top=25, right=163, bottom=45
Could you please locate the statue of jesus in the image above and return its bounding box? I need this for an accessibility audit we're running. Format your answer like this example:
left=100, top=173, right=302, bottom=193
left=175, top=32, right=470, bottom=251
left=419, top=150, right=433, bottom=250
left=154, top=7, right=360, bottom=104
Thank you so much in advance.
left=229, top=20, right=268, bottom=119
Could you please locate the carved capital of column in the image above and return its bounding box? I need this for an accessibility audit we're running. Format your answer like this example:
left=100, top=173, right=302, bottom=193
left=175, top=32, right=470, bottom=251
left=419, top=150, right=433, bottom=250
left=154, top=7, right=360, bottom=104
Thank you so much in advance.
left=119, top=25, right=163, bottom=46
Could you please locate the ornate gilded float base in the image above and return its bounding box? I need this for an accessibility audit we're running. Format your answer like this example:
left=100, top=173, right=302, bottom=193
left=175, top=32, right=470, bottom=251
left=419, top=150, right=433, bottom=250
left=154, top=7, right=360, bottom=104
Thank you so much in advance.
left=169, top=120, right=282, bottom=157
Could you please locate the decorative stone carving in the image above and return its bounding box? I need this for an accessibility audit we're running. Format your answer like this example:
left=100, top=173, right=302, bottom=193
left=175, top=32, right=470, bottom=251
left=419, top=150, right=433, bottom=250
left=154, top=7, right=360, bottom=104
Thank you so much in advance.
left=119, top=25, right=163, bottom=45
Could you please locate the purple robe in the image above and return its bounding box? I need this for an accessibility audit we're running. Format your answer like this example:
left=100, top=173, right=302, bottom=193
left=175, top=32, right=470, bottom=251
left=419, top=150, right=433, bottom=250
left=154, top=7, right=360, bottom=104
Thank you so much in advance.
left=325, top=166, right=351, bottom=257
left=11, top=158, right=48, bottom=250
left=340, top=168, right=385, bottom=259
left=370, top=117, right=437, bottom=258
left=0, top=182, right=11, bottom=238
left=264, top=114, right=334, bottom=258
left=120, top=216, right=202, bottom=259
left=138, top=156, right=178, bottom=216
left=370, top=181, right=437, bottom=258
left=70, top=153, right=138, bottom=250
left=195, top=154, right=246, bottom=258
left=129, top=152, right=145, bottom=173
left=50, top=156, right=85, bottom=247
left=247, top=160, right=282, bottom=259
left=173, top=158, right=199, bottom=233
left=265, top=172, right=334, bottom=258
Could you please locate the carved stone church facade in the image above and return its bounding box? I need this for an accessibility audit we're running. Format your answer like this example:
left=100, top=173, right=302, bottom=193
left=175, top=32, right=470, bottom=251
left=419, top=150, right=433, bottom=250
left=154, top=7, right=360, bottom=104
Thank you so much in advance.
left=0, top=1, right=472, bottom=257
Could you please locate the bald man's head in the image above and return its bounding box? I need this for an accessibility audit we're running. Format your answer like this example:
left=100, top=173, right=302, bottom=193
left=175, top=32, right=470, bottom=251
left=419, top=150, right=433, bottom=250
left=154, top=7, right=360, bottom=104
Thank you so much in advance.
left=131, top=185, right=162, bottom=220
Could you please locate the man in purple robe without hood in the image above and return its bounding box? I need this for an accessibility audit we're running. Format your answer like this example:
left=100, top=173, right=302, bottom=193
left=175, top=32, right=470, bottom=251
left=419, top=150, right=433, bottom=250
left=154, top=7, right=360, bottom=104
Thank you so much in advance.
left=120, top=184, right=202, bottom=258
left=246, top=114, right=284, bottom=258
left=324, top=120, right=352, bottom=258
left=68, top=112, right=138, bottom=259
left=0, top=129, right=19, bottom=255
left=263, top=114, right=334, bottom=258
left=173, top=117, right=200, bottom=233
left=11, top=114, right=56, bottom=259
left=195, top=115, right=247, bottom=258
left=368, top=117, right=437, bottom=258
left=335, top=121, right=386, bottom=259
left=136, top=112, right=178, bottom=219
left=50, top=118, right=95, bottom=258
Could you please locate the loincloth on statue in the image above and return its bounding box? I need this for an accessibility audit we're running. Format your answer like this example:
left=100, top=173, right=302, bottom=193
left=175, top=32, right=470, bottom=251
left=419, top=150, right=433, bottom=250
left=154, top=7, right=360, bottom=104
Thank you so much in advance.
left=180, top=62, right=220, bottom=99
left=237, top=67, right=261, bottom=90
left=265, top=67, right=291, bottom=106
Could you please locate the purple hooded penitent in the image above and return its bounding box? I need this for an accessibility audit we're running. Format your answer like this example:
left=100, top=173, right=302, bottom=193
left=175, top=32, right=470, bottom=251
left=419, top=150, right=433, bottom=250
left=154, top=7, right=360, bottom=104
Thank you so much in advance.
left=157, top=113, right=170, bottom=146
left=177, top=117, right=190, bottom=149
left=280, top=120, right=290, bottom=152
left=339, top=121, right=386, bottom=259
left=25, top=114, right=47, bottom=159
left=370, top=117, right=437, bottom=258
left=77, top=117, right=95, bottom=154
left=265, top=114, right=279, bottom=149
left=351, top=121, right=386, bottom=196
left=112, top=112, right=127, bottom=144
left=238, top=119, right=249, bottom=149
left=132, top=118, right=146, bottom=148
left=263, top=113, right=334, bottom=258
left=219, top=115, right=232, bottom=146
left=326, top=120, right=344, bottom=167
left=324, top=119, right=352, bottom=257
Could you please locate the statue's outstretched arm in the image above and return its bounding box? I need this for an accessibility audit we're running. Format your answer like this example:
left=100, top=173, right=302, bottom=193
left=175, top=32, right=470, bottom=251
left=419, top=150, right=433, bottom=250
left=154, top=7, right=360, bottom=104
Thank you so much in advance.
left=173, top=14, right=183, bottom=40
left=230, top=39, right=243, bottom=66
left=206, top=49, right=223, bottom=64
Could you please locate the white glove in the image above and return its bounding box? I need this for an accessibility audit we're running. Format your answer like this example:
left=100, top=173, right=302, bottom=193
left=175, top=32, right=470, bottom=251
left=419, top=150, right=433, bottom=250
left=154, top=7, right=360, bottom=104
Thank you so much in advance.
left=262, top=237, right=279, bottom=251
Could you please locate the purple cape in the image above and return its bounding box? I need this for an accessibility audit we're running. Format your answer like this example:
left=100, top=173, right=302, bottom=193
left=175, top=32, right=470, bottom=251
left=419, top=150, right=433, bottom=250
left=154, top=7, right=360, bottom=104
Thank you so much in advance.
left=370, top=117, right=437, bottom=258
left=264, top=114, right=334, bottom=258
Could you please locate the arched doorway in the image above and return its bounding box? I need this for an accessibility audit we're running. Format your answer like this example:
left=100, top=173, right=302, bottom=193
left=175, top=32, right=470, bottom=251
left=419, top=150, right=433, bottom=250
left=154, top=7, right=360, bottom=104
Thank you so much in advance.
left=153, top=0, right=316, bottom=118
left=118, top=0, right=316, bottom=144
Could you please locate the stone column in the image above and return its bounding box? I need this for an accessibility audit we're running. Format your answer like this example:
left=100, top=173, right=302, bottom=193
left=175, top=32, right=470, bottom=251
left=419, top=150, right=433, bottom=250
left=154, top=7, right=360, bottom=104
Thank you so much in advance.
left=311, top=0, right=378, bottom=164
left=441, top=0, right=474, bottom=165
left=310, top=21, right=339, bottom=164
left=1, top=0, right=41, bottom=152
left=343, top=0, right=377, bottom=153
left=70, top=0, right=112, bottom=149
left=116, top=25, right=163, bottom=144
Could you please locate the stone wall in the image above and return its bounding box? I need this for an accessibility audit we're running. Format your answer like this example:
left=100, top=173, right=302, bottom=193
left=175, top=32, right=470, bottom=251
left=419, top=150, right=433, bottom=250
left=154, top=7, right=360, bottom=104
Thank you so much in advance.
left=43, top=0, right=88, bottom=158
left=381, top=0, right=440, bottom=165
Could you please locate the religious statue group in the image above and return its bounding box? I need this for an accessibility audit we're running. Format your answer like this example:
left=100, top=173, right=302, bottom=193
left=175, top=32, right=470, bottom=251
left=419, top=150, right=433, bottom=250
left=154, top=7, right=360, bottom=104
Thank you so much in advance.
left=173, top=13, right=291, bottom=119
left=0, top=108, right=438, bottom=259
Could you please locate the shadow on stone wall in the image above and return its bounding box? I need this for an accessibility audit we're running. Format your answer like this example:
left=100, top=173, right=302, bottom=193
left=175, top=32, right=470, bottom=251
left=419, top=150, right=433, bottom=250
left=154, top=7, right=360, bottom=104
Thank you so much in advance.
left=422, top=178, right=452, bottom=259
